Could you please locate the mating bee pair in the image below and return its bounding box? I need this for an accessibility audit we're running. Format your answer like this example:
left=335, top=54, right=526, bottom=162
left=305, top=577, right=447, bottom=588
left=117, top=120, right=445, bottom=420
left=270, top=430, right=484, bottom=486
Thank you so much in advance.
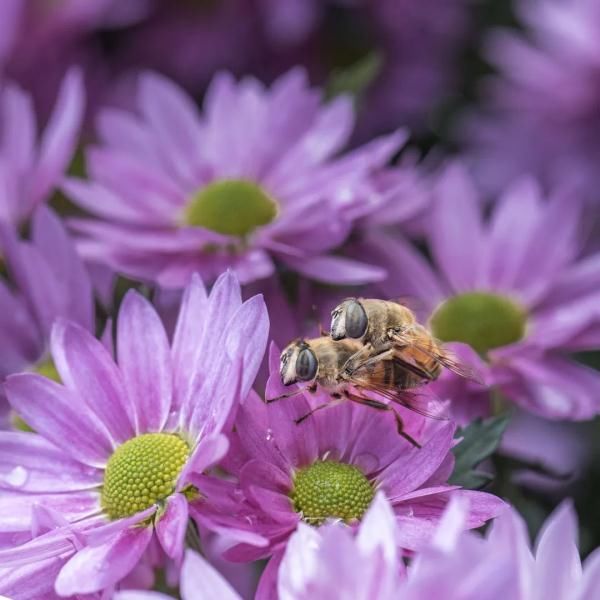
left=276, top=298, right=477, bottom=448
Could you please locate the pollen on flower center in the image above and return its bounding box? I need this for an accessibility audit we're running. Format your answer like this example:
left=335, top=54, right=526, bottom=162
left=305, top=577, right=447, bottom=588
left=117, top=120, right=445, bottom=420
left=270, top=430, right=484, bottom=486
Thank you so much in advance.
left=291, top=460, right=375, bottom=525
left=184, top=178, right=278, bottom=237
left=101, top=433, right=190, bottom=520
left=429, top=291, right=527, bottom=356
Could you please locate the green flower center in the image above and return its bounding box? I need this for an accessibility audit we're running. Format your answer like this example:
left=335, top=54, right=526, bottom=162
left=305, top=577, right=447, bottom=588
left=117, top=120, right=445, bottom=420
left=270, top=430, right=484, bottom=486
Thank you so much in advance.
left=429, top=292, right=527, bottom=356
left=36, top=358, right=60, bottom=382
left=184, top=179, right=278, bottom=237
left=101, top=433, right=189, bottom=520
left=291, top=460, right=374, bottom=525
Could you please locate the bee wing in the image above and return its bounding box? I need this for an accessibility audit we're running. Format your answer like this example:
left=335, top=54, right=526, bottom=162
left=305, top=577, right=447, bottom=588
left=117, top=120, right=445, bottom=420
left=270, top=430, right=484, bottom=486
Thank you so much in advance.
left=346, top=377, right=448, bottom=420
left=389, top=329, right=484, bottom=385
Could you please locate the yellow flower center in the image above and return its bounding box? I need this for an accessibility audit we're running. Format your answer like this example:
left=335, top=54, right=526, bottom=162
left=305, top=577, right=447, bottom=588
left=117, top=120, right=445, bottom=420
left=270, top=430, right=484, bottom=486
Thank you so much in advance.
left=101, top=433, right=189, bottom=520
left=291, top=460, right=375, bottom=525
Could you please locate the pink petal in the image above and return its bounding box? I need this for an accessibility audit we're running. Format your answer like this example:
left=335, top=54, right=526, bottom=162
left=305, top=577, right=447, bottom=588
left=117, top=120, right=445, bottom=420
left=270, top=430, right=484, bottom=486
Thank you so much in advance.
left=5, top=373, right=112, bottom=468
left=0, top=431, right=102, bottom=493
left=180, top=549, right=241, bottom=600
left=51, top=320, right=135, bottom=444
left=55, top=527, right=153, bottom=595
left=285, top=255, right=386, bottom=285
left=156, top=494, right=188, bottom=560
left=117, top=291, right=173, bottom=433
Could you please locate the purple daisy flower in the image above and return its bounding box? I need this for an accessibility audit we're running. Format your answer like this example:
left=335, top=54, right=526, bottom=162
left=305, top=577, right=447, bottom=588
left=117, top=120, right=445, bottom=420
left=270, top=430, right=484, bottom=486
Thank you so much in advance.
left=462, top=0, right=600, bottom=197
left=64, top=68, right=407, bottom=288
left=0, top=272, right=269, bottom=597
left=367, top=162, right=600, bottom=421
left=191, top=346, right=504, bottom=594
left=0, top=207, right=93, bottom=426
left=0, top=68, right=83, bottom=225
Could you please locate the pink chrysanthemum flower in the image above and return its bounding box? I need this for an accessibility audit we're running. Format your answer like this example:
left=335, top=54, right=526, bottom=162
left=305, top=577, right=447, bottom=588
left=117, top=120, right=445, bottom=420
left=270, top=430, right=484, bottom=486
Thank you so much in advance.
left=0, top=69, right=83, bottom=225
left=192, top=346, right=505, bottom=594
left=0, top=272, right=269, bottom=598
left=64, top=69, right=407, bottom=288
left=368, top=162, right=600, bottom=422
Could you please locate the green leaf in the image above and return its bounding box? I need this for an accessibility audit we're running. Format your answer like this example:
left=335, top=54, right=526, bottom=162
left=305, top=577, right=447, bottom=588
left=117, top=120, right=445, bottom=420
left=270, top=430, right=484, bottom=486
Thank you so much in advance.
left=326, top=52, right=383, bottom=102
left=450, top=414, right=511, bottom=489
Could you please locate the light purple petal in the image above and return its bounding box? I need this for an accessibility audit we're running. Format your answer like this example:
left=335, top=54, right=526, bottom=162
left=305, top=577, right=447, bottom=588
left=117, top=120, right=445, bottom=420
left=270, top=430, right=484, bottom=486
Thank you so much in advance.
left=533, top=500, right=581, bottom=600
left=31, top=207, right=94, bottom=332
left=180, top=549, right=241, bottom=600
left=51, top=319, right=135, bottom=445
left=55, top=527, right=153, bottom=595
left=5, top=373, right=112, bottom=468
left=156, top=493, right=188, bottom=560
left=429, top=162, right=484, bottom=292
left=356, top=492, right=398, bottom=564
left=0, top=431, right=102, bottom=493
left=117, top=290, right=173, bottom=433
left=579, top=547, right=600, bottom=600
left=0, top=556, right=66, bottom=600
left=285, top=255, right=386, bottom=285
left=30, top=68, right=85, bottom=208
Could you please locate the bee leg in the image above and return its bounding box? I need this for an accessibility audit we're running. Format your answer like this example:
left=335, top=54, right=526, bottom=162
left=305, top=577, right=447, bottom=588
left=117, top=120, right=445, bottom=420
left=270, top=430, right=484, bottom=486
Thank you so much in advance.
left=294, top=395, right=344, bottom=425
left=266, top=383, right=318, bottom=404
left=344, top=392, right=421, bottom=449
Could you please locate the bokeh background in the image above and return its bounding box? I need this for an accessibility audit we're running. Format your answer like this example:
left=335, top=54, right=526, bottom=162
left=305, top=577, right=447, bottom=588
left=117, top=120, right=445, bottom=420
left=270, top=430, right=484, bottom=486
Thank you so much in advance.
left=2, top=0, right=600, bottom=567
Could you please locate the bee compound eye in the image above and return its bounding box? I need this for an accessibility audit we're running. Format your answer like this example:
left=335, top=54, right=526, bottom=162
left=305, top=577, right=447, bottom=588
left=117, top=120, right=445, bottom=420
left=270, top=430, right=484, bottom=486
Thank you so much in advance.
left=345, top=300, right=368, bottom=339
left=295, top=348, right=318, bottom=381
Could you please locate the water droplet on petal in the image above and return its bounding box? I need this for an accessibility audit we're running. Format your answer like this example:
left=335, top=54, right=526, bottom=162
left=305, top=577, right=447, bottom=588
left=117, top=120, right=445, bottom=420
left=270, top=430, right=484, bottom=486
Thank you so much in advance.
left=6, top=466, right=28, bottom=488
left=265, top=428, right=273, bottom=442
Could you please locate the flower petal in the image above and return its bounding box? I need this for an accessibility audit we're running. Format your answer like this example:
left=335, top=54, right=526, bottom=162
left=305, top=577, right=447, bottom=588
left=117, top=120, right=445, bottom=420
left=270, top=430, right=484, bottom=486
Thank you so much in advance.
left=377, top=422, right=455, bottom=500
left=156, top=494, right=188, bottom=560
left=51, top=319, right=135, bottom=444
left=284, top=255, right=386, bottom=285
left=55, top=527, right=153, bottom=595
left=30, top=68, right=85, bottom=208
left=0, top=431, right=102, bottom=493
left=117, top=290, right=173, bottom=433
left=5, top=373, right=113, bottom=467
left=180, top=549, right=241, bottom=600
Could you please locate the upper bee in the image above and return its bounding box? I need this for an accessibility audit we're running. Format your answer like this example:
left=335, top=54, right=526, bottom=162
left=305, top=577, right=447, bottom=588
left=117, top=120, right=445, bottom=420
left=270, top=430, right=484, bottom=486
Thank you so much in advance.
left=330, top=299, right=368, bottom=341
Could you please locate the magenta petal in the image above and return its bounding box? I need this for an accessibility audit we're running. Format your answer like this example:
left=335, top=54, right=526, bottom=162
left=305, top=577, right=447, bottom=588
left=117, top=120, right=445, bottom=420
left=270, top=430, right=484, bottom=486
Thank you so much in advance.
left=0, top=431, right=102, bottom=493
left=378, top=423, right=455, bottom=500
left=178, top=433, right=229, bottom=490
left=117, top=290, right=173, bottom=433
left=51, top=319, right=135, bottom=444
left=55, top=527, right=153, bottom=595
left=180, top=549, right=241, bottom=600
left=0, top=528, right=74, bottom=566
left=5, top=373, right=112, bottom=468
left=156, top=494, right=188, bottom=560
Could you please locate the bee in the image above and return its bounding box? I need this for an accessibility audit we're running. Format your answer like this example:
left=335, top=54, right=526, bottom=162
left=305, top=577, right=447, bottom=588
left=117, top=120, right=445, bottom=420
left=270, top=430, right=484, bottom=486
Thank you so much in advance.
left=275, top=336, right=445, bottom=448
left=330, top=298, right=479, bottom=384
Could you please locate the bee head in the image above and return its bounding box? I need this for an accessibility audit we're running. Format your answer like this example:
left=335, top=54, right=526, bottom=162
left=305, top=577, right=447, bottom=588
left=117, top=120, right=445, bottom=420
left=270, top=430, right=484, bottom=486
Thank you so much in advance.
left=280, top=340, right=318, bottom=385
left=330, top=298, right=368, bottom=341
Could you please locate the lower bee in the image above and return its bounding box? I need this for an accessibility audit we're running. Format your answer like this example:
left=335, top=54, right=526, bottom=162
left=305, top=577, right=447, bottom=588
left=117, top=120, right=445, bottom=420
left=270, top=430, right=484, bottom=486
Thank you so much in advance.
left=330, top=298, right=481, bottom=384
left=274, top=336, right=446, bottom=448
